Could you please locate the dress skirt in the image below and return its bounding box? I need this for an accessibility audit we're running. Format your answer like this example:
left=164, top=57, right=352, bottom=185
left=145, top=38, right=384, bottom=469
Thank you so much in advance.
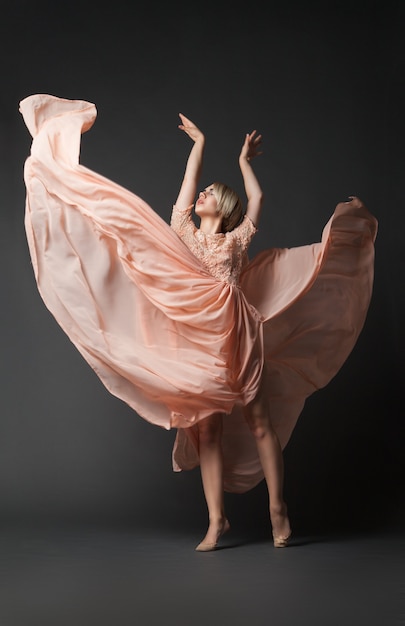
left=20, top=94, right=378, bottom=493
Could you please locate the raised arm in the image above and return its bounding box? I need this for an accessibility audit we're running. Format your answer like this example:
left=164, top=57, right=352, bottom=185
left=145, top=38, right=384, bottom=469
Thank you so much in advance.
left=174, top=114, right=205, bottom=212
left=239, top=130, right=264, bottom=227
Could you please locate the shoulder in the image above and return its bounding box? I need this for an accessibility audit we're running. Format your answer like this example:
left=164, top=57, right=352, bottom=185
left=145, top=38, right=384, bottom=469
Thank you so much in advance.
left=170, top=204, right=196, bottom=236
left=227, top=215, right=257, bottom=245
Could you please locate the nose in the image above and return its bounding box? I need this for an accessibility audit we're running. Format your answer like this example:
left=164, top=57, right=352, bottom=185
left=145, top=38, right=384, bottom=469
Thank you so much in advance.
left=199, top=191, right=206, bottom=198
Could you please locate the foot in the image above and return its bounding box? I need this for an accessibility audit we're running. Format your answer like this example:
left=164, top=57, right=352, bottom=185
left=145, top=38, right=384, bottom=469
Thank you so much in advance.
left=270, top=503, right=291, bottom=548
left=195, top=518, right=230, bottom=552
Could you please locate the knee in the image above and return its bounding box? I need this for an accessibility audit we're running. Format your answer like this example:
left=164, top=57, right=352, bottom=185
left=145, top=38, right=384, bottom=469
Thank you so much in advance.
left=248, top=421, right=268, bottom=441
left=244, top=402, right=271, bottom=441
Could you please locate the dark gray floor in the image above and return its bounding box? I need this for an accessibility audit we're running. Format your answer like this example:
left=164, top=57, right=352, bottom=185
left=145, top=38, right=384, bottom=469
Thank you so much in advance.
left=0, top=522, right=403, bottom=626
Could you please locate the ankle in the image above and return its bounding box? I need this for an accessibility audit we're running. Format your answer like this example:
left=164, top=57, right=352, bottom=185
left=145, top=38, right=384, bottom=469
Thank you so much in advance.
left=208, top=513, right=227, bottom=524
left=270, top=502, right=287, bottom=517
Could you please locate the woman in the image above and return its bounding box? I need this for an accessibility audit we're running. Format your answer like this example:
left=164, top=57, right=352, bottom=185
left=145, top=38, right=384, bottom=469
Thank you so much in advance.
left=172, top=114, right=290, bottom=550
left=20, top=95, right=377, bottom=552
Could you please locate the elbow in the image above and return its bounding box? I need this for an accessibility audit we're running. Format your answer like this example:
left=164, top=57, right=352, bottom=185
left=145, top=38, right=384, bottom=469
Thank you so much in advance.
left=256, top=191, right=264, bottom=208
left=248, top=191, right=264, bottom=206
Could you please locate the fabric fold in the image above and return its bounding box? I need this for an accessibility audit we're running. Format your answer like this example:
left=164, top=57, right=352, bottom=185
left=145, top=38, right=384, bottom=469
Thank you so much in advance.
left=20, top=94, right=378, bottom=492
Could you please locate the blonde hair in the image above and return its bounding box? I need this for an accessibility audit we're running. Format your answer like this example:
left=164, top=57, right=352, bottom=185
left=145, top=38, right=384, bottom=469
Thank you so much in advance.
left=213, top=182, right=244, bottom=233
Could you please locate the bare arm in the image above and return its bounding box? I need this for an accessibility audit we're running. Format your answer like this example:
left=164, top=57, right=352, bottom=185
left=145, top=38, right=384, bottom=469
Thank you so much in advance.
left=174, top=113, right=205, bottom=212
left=239, top=130, right=264, bottom=227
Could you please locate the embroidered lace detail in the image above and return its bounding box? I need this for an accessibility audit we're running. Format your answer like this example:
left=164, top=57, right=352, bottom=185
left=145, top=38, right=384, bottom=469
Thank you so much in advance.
left=170, top=205, right=257, bottom=285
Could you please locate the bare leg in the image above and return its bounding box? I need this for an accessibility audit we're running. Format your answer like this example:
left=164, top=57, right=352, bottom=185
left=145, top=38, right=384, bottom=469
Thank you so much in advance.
left=244, top=380, right=291, bottom=546
left=195, top=412, right=230, bottom=550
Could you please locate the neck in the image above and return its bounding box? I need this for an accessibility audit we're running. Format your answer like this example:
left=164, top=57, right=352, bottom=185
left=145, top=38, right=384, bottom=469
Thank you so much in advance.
left=199, top=216, right=223, bottom=234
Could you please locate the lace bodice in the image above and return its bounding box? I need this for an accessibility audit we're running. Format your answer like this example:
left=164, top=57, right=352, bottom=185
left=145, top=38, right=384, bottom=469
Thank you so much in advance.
left=170, top=204, right=257, bottom=285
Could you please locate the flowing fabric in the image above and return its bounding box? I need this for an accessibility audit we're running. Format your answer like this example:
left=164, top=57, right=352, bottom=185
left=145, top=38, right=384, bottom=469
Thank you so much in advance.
left=20, top=94, right=378, bottom=493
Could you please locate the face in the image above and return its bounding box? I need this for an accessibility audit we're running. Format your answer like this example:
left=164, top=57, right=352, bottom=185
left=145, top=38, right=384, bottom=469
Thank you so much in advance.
left=195, top=185, right=218, bottom=216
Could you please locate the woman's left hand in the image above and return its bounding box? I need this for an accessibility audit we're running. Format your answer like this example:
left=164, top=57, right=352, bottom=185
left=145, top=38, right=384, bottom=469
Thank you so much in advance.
left=240, top=130, right=263, bottom=162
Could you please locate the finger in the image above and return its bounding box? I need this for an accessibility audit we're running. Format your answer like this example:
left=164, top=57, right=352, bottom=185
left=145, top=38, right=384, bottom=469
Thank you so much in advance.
left=179, top=113, right=194, bottom=126
left=179, top=114, right=189, bottom=127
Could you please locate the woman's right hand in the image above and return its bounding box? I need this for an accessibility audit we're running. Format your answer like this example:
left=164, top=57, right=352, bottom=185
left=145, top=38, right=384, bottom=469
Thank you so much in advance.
left=178, top=113, right=205, bottom=143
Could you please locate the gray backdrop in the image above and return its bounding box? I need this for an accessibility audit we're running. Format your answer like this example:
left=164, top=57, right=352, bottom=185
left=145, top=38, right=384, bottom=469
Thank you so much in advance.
left=0, top=0, right=403, bottom=534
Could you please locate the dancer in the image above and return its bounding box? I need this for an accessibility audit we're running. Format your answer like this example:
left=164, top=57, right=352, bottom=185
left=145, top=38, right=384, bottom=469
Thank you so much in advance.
left=20, top=95, right=378, bottom=551
left=172, top=114, right=289, bottom=549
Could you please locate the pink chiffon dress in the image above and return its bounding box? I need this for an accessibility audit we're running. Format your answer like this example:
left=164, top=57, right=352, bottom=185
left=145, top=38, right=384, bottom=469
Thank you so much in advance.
left=20, top=94, right=378, bottom=493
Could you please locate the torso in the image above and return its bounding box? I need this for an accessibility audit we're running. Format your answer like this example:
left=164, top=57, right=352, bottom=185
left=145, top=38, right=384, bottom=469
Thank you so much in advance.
left=170, top=205, right=257, bottom=285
